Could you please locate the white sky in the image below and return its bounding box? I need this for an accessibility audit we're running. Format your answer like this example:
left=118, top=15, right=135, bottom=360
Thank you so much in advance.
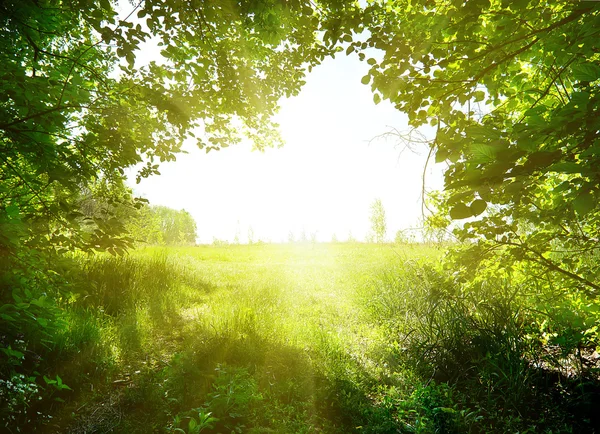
left=126, top=51, right=444, bottom=243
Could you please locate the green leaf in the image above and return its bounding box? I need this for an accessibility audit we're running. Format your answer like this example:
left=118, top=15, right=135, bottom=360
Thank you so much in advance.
left=100, top=0, right=112, bottom=12
left=548, top=162, right=584, bottom=174
left=373, top=93, right=381, bottom=104
left=525, top=151, right=561, bottom=169
left=435, top=148, right=449, bottom=163
left=572, top=62, right=600, bottom=82
left=449, top=203, right=472, bottom=219
left=361, top=75, right=370, bottom=85
left=1, top=347, right=24, bottom=359
left=470, top=143, right=496, bottom=163
left=470, top=199, right=487, bottom=216
left=435, top=407, right=456, bottom=414
left=6, top=205, right=20, bottom=219
left=573, top=192, right=595, bottom=216
left=44, top=375, right=57, bottom=385
left=466, top=125, right=500, bottom=140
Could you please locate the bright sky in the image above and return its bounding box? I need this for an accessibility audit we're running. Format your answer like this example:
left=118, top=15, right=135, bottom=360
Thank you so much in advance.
left=127, top=50, right=444, bottom=244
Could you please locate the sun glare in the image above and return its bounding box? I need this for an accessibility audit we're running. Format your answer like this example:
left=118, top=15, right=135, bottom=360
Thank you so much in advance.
left=129, top=53, right=443, bottom=244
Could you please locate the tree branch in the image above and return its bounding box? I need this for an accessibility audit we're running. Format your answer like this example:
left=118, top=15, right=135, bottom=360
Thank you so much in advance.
left=0, top=105, right=82, bottom=130
left=501, top=240, right=600, bottom=294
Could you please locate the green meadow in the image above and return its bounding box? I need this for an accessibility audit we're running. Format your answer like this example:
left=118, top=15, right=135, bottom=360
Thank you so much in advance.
left=4, top=242, right=588, bottom=434
left=36, top=243, right=447, bottom=433
left=4, top=1, right=600, bottom=433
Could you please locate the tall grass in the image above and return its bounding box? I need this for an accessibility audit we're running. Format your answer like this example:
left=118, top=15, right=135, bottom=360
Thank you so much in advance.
left=6, top=242, right=598, bottom=433
left=25, top=244, right=429, bottom=433
left=362, top=257, right=600, bottom=432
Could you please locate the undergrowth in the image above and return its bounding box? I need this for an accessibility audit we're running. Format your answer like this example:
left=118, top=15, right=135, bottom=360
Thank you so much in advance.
left=2, top=243, right=599, bottom=433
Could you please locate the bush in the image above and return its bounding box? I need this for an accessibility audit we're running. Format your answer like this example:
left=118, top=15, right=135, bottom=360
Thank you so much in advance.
left=366, top=259, right=599, bottom=431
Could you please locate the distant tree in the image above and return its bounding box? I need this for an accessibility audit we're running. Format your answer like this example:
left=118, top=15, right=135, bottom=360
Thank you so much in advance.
left=233, top=220, right=241, bottom=244
left=153, top=206, right=197, bottom=245
left=331, top=233, right=338, bottom=243
left=127, top=205, right=197, bottom=245
left=125, top=204, right=163, bottom=245
left=288, top=231, right=295, bottom=243
left=369, top=199, right=387, bottom=243
left=175, top=209, right=197, bottom=244
left=394, top=230, right=408, bottom=244
left=212, top=237, right=229, bottom=247
left=248, top=226, right=255, bottom=245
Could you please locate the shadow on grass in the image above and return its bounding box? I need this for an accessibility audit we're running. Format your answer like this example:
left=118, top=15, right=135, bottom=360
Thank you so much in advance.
left=34, top=253, right=400, bottom=434
left=48, top=319, right=400, bottom=434
left=32, top=255, right=218, bottom=434
left=117, top=323, right=402, bottom=434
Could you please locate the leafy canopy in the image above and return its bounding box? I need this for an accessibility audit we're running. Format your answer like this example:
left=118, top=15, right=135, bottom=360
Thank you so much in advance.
left=0, top=0, right=358, bottom=255
left=352, top=0, right=600, bottom=294
left=0, top=0, right=358, bottom=424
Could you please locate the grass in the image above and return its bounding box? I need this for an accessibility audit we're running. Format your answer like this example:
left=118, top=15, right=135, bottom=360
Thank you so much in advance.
left=7, top=242, right=599, bottom=433
left=31, top=243, right=440, bottom=433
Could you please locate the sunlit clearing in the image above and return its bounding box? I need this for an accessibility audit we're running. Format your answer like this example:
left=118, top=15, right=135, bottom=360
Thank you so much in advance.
left=129, top=52, right=443, bottom=244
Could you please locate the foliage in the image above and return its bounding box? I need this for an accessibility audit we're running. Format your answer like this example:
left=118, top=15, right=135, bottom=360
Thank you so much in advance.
left=356, top=0, right=600, bottom=288
left=365, top=260, right=598, bottom=431
left=4, top=243, right=595, bottom=432
left=124, top=203, right=164, bottom=245
left=369, top=198, right=387, bottom=243
left=0, top=0, right=358, bottom=426
left=1, top=244, right=442, bottom=432
left=350, top=0, right=600, bottom=373
left=4, top=0, right=600, bottom=431
left=127, top=205, right=197, bottom=245
left=172, top=408, right=218, bottom=434
left=0, top=0, right=356, bottom=254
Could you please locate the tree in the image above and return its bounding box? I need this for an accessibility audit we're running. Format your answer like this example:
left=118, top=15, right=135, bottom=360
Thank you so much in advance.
left=0, top=1, right=359, bottom=424
left=394, top=229, right=408, bottom=245
left=369, top=198, right=386, bottom=243
left=152, top=206, right=197, bottom=245
left=125, top=204, right=164, bottom=245
left=0, top=0, right=356, bottom=256
left=127, top=205, right=197, bottom=245
left=351, top=1, right=600, bottom=291
left=347, top=0, right=600, bottom=394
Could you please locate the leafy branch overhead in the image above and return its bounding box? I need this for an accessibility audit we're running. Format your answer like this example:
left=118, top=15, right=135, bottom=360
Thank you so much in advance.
left=0, top=0, right=358, bottom=254
left=350, top=0, right=600, bottom=292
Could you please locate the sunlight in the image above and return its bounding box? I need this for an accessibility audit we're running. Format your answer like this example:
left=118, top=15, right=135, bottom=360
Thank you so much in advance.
left=129, top=52, right=443, bottom=244
left=6, top=0, right=598, bottom=431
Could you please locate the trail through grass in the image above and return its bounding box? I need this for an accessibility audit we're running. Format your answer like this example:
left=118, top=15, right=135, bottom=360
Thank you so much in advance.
left=42, top=243, right=440, bottom=433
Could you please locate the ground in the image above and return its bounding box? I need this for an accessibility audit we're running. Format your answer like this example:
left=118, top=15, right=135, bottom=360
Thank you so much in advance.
left=39, top=243, right=441, bottom=433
